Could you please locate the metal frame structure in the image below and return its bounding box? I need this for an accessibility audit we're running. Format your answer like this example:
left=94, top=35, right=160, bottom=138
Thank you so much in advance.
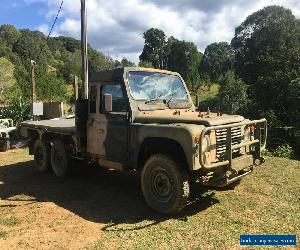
left=199, top=118, right=267, bottom=170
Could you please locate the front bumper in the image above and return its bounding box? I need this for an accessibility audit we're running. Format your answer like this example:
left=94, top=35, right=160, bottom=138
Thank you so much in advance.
left=197, top=119, right=267, bottom=186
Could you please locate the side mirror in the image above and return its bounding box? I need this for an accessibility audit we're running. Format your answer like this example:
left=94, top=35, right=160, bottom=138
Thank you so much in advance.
left=104, top=94, right=112, bottom=112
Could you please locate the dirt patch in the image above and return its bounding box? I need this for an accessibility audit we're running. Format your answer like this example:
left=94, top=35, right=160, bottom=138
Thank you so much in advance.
left=0, top=149, right=153, bottom=249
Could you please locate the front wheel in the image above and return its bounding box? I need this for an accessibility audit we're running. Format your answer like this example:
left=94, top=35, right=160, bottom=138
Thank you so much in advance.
left=141, top=154, right=190, bottom=215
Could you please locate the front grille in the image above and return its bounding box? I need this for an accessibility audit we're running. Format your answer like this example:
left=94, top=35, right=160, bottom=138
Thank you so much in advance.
left=215, top=127, right=243, bottom=160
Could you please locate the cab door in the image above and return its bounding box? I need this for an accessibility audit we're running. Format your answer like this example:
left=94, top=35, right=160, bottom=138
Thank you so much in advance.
left=87, top=82, right=129, bottom=163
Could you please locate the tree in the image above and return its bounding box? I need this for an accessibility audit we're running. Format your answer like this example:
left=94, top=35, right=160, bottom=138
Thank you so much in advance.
left=61, top=49, right=82, bottom=81
left=198, top=42, right=234, bottom=83
left=167, top=38, right=203, bottom=92
left=115, top=58, right=135, bottom=68
left=36, top=73, right=68, bottom=102
left=0, top=24, right=20, bottom=48
left=139, top=28, right=167, bottom=69
left=13, top=29, right=53, bottom=74
left=218, top=71, right=249, bottom=114
left=287, top=78, right=300, bottom=126
left=231, top=6, right=300, bottom=125
left=138, top=60, right=153, bottom=68
left=88, top=48, right=115, bottom=74
left=0, top=57, right=15, bottom=103
left=120, top=58, right=135, bottom=67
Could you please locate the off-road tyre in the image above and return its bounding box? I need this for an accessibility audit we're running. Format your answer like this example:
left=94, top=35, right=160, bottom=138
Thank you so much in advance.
left=0, top=138, right=10, bottom=152
left=141, top=154, right=190, bottom=215
left=33, top=139, right=51, bottom=172
left=51, top=139, right=70, bottom=178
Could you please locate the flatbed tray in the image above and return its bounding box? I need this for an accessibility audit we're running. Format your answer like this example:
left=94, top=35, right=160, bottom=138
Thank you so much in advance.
left=21, top=118, right=76, bottom=135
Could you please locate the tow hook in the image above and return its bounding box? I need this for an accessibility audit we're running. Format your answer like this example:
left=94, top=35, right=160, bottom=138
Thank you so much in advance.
left=254, top=157, right=265, bottom=166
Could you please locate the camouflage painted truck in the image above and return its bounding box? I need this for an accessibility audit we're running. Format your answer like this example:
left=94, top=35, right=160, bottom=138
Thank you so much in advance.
left=20, top=67, right=267, bottom=215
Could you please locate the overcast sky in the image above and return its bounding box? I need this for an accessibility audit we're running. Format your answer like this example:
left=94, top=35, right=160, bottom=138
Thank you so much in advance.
left=0, top=0, right=300, bottom=63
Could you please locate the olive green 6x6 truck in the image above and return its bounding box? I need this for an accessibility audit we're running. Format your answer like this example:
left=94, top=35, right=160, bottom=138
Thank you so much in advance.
left=20, top=67, right=267, bottom=215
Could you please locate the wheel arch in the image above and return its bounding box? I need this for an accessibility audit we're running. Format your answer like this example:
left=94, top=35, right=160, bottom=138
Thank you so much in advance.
left=137, top=137, right=190, bottom=171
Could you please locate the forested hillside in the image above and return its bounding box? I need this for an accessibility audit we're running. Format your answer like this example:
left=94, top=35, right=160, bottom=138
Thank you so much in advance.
left=0, top=25, right=134, bottom=104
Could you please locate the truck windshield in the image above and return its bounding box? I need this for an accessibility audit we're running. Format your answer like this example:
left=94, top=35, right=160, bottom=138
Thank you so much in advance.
left=128, top=71, right=188, bottom=102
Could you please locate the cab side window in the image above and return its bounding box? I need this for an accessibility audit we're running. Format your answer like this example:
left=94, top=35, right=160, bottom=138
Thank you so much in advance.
left=100, top=84, right=127, bottom=113
left=89, top=85, right=97, bottom=113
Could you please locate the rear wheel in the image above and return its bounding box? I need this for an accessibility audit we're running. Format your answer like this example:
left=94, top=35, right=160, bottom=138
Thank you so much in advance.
left=0, top=138, right=10, bottom=152
left=51, top=139, right=69, bottom=177
left=141, top=154, right=190, bottom=215
left=33, top=139, right=51, bottom=172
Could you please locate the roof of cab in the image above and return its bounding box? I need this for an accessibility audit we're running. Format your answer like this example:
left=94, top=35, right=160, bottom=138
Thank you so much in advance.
left=89, top=67, right=180, bottom=82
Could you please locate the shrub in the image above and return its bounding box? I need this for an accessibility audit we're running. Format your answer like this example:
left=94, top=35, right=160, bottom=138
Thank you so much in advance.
left=263, top=144, right=294, bottom=158
left=2, top=95, right=30, bottom=125
left=218, top=71, right=250, bottom=114
left=272, top=144, right=294, bottom=158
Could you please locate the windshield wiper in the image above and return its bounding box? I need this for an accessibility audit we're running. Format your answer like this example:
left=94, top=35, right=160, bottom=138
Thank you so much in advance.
left=145, top=91, right=178, bottom=105
left=166, top=91, right=178, bottom=106
left=145, top=94, right=164, bottom=104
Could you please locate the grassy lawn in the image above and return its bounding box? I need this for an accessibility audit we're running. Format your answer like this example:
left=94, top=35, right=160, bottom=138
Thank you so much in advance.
left=92, top=157, right=300, bottom=250
left=0, top=149, right=299, bottom=249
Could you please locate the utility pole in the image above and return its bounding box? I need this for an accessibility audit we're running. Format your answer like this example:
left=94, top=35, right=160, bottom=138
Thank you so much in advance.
left=31, top=60, right=36, bottom=103
left=74, top=75, right=79, bottom=100
left=81, top=0, right=88, bottom=99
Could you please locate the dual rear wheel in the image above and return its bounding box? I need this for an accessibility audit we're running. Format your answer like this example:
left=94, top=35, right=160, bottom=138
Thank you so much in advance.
left=33, top=139, right=69, bottom=177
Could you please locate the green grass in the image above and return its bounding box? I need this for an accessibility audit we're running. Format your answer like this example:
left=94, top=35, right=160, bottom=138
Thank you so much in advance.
left=91, top=157, right=300, bottom=250
left=0, top=230, right=8, bottom=239
left=0, top=217, right=19, bottom=226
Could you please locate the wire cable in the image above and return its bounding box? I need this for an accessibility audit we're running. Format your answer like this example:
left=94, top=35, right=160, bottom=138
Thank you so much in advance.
left=36, top=0, right=64, bottom=63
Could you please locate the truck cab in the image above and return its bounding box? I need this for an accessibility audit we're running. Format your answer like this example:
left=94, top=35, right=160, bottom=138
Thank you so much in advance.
left=21, top=67, right=267, bottom=215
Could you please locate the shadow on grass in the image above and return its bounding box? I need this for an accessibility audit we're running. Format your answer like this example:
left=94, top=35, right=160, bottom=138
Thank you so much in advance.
left=0, top=160, right=219, bottom=230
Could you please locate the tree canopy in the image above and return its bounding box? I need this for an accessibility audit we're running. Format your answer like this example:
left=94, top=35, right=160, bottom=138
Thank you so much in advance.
left=139, top=28, right=167, bottom=69
left=0, top=24, right=20, bottom=48
left=218, top=71, right=249, bottom=114
left=167, top=38, right=202, bottom=92
left=0, top=57, right=15, bottom=103
left=231, top=5, right=300, bottom=126
left=139, top=30, right=203, bottom=92
left=198, top=42, right=234, bottom=82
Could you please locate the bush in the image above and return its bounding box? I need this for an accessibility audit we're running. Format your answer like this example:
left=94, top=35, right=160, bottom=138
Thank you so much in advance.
left=262, top=144, right=294, bottom=158
left=272, top=144, right=294, bottom=158
left=2, top=96, right=30, bottom=125
left=218, top=71, right=250, bottom=114
left=36, top=73, right=69, bottom=102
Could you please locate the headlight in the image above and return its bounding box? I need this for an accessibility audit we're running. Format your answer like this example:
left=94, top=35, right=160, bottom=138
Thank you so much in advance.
left=201, top=135, right=210, bottom=152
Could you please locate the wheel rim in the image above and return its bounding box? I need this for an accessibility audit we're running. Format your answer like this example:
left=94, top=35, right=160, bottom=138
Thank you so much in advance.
left=149, top=167, right=173, bottom=202
left=36, top=147, right=44, bottom=165
left=53, top=148, right=64, bottom=169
